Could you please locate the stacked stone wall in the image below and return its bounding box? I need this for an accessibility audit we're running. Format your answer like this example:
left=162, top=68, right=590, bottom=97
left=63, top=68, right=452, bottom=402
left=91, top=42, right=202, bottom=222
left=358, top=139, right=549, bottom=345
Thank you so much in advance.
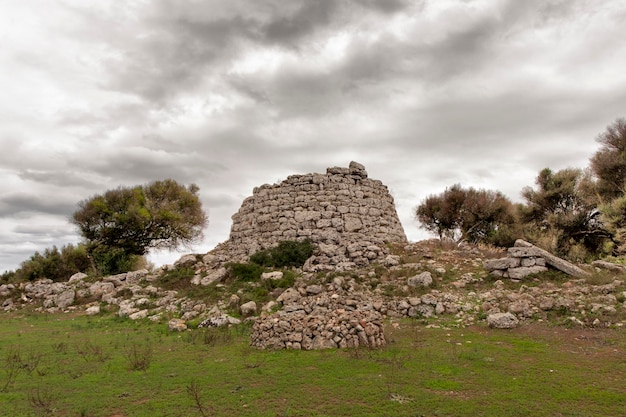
left=227, top=162, right=407, bottom=270
left=251, top=308, right=386, bottom=350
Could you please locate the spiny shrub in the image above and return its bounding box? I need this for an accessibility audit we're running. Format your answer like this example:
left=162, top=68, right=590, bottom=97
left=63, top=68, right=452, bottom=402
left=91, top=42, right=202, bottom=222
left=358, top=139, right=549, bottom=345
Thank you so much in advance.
left=250, top=239, right=314, bottom=268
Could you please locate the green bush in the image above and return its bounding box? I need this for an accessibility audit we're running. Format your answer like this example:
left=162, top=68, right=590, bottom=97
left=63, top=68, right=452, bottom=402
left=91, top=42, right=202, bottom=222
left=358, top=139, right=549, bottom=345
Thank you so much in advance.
left=8, top=243, right=92, bottom=282
left=228, top=262, right=264, bottom=282
left=157, top=267, right=196, bottom=290
left=250, top=239, right=314, bottom=268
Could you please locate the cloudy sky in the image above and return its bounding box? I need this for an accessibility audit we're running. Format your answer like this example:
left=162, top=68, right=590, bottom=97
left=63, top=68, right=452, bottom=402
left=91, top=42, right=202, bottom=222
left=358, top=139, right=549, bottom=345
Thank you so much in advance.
left=1, top=0, right=625, bottom=273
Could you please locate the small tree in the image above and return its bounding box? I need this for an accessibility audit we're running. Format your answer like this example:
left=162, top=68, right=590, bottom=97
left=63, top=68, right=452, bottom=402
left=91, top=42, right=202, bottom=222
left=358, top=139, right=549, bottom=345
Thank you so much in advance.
left=72, top=179, right=207, bottom=274
left=589, top=118, right=626, bottom=201
left=415, top=184, right=518, bottom=246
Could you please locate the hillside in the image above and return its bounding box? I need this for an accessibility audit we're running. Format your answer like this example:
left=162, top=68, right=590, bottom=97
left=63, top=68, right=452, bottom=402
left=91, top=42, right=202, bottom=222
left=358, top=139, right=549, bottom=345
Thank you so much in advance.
left=2, top=239, right=624, bottom=349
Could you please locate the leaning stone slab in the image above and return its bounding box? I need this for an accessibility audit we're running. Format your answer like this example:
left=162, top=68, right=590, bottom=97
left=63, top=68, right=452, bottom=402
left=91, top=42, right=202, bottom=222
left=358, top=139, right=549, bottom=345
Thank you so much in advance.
left=514, top=240, right=590, bottom=278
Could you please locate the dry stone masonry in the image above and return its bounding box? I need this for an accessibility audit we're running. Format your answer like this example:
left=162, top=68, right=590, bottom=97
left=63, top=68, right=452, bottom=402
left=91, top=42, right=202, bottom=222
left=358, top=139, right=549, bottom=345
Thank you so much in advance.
left=484, top=239, right=590, bottom=279
left=226, top=162, right=407, bottom=270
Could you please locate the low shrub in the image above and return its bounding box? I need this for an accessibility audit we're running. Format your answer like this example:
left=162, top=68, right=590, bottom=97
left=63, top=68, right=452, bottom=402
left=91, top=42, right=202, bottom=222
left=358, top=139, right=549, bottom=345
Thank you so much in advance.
left=228, top=262, right=264, bottom=282
left=250, top=239, right=314, bottom=268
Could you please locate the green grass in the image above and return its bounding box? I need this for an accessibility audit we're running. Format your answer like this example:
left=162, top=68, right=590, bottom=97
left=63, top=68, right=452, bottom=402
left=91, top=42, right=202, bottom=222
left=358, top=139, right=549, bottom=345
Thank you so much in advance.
left=0, top=313, right=624, bottom=416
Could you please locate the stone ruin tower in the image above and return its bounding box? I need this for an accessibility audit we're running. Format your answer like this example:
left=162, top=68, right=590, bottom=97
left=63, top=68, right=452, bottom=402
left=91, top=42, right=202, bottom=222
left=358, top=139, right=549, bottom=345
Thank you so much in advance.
left=226, top=161, right=408, bottom=270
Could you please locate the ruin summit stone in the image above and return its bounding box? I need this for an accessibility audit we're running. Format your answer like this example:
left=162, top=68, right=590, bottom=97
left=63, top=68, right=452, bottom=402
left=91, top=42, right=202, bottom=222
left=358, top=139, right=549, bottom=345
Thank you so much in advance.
left=225, top=162, right=408, bottom=271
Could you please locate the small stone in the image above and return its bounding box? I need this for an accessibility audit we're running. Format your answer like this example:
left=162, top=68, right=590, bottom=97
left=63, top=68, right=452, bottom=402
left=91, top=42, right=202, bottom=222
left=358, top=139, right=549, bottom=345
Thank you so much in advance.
left=168, top=318, right=187, bottom=332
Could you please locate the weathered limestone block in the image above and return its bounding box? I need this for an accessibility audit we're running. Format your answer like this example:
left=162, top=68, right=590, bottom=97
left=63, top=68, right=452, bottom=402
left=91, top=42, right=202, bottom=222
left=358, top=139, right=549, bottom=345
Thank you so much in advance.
left=240, top=301, right=257, bottom=317
left=487, top=312, right=519, bottom=329
left=407, top=272, right=433, bottom=287
left=484, top=258, right=521, bottom=271
left=507, top=266, right=548, bottom=280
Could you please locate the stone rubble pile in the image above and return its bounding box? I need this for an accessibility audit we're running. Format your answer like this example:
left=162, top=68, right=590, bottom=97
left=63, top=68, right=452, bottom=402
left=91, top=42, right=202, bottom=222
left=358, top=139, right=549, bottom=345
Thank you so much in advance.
left=251, top=308, right=385, bottom=350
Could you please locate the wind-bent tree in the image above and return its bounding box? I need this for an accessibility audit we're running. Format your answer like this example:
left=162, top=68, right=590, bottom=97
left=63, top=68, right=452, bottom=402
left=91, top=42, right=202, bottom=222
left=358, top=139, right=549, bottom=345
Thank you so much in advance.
left=72, top=179, right=207, bottom=274
left=415, top=184, right=518, bottom=246
left=589, top=118, right=626, bottom=201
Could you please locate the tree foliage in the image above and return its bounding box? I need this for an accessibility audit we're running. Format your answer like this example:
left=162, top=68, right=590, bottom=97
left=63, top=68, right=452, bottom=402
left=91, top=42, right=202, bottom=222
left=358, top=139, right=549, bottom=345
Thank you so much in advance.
left=415, top=184, right=518, bottom=246
left=72, top=179, right=207, bottom=258
left=520, top=168, right=607, bottom=257
left=589, top=118, right=626, bottom=201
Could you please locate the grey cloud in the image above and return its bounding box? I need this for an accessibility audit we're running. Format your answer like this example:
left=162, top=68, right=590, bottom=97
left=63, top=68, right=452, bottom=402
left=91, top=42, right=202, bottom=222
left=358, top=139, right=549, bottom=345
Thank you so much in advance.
left=18, top=170, right=100, bottom=189
left=0, top=193, right=76, bottom=218
left=89, top=0, right=413, bottom=103
left=13, top=224, right=75, bottom=240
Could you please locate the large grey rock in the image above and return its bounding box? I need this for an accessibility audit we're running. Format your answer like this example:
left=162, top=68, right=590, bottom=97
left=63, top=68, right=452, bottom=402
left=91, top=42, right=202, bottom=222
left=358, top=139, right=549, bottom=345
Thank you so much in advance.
left=349, top=161, right=368, bottom=178
left=487, top=312, right=519, bottom=329
left=277, top=288, right=301, bottom=304
left=240, top=301, right=257, bottom=317
left=54, top=289, right=75, bottom=309
left=200, top=267, right=227, bottom=286
left=483, top=258, right=520, bottom=271
left=68, top=272, right=88, bottom=284
left=174, top=254, right=198, bottom=268
left=407, top=272, right=433, bottom=287
left=507, top=266, right=548, bottom=280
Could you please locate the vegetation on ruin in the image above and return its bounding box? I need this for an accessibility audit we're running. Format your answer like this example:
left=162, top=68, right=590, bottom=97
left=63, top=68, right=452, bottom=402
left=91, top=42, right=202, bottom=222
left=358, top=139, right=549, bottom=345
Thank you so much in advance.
left=249, top=239, right=314, bottom=268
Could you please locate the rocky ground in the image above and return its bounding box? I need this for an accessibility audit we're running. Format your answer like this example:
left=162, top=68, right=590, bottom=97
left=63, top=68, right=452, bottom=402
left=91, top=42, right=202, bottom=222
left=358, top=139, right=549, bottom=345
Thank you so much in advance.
left=1, top=240, right=625, bottom=350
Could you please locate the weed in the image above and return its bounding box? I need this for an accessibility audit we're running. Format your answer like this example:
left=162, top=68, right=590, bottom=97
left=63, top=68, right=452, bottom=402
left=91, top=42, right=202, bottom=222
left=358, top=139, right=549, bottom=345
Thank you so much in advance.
left=28, top=386, right=58, bottom=416
left=22, top=347, right=45, bottom=376
left=186, top=379, right=213, bottom=417
left=199, top=326, right=233, bottom=347
left=51, top=341, right=67, bottom=354
left=1, top=346, right=23, bottom=392
left=124, top=341, right=153, bottom=371
left=76, top=340, right=109, bottom=363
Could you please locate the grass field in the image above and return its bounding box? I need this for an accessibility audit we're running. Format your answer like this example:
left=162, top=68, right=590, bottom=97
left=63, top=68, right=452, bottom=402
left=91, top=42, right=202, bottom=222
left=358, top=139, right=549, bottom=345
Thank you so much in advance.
left=0, top=312, right=624, bottom=417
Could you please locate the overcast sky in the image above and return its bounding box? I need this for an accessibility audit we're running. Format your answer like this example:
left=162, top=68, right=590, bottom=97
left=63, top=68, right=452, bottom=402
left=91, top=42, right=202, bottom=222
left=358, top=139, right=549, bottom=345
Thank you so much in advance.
left=1, top=0, right=625, bottom=273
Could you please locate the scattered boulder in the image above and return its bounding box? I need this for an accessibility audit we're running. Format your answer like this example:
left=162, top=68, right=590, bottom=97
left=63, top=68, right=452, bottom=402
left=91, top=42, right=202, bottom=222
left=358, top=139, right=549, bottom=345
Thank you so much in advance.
left=54, top=289, right=75, bottom=309
left=487, top=312, right=519, bottom=329
left=68, top=272, right=88, bottom=284
left=407, top=272, right=433, bottom=287
left=168, top=318, right=187, bottom=332
left=240, top=301, right=257, bottom=317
